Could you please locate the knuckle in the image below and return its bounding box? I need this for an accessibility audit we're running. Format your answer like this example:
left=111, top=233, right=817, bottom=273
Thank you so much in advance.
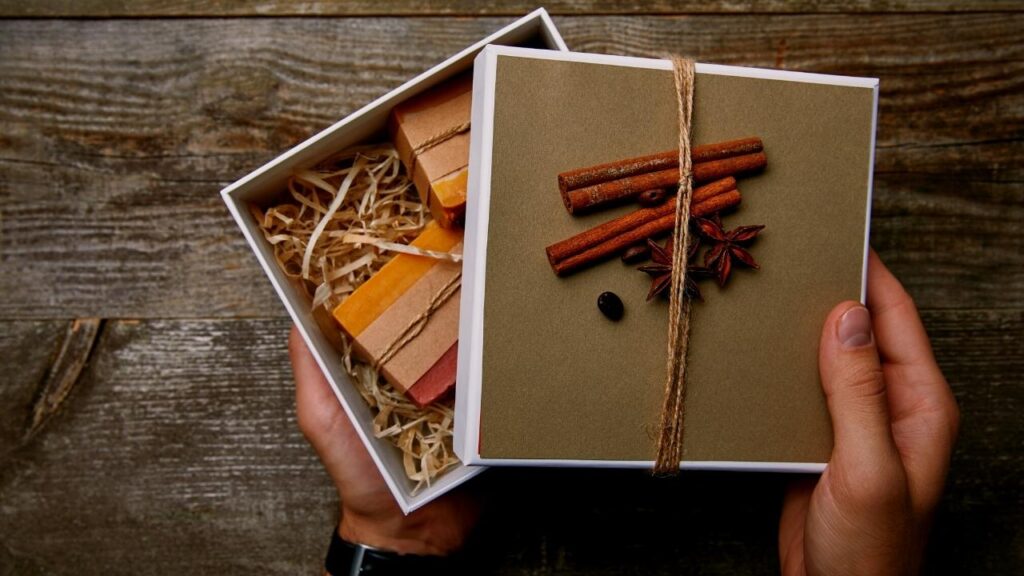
left=833, top=461, right=908, bottom=512
left=841, top=361, right=887, bottom=400
left=873, top=284, right=919, bottom=320
left=295, top=405, right=317, bottom=441
left=916, top=376, right=961, bottom=442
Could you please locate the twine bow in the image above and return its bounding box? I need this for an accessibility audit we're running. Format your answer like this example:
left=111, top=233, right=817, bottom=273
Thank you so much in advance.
left=654, top=56, right=697, bottom=475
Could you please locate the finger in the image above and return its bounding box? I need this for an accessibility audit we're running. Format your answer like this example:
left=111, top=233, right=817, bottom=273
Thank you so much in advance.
left=866, top=253, right=959, bottom=511
left=288, top=325, right=381, bottom=486
left=819, top=301, right=901, bottom=469
left=867, top=251, right=957, bottom=429
left=866, top=250, right=936, bottom=369
left=778, top=477, right=814, bottom=575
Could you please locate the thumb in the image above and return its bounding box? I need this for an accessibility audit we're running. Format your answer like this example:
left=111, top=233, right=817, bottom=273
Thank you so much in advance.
left=289, top=325, right=363, bottom=460
left=289, top=325, right=344, bottom=443
left=819, top=302, right=899, bottom=468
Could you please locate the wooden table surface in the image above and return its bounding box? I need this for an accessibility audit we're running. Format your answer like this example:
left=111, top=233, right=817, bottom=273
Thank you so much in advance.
left=1, top=2, right=1021, bottom=574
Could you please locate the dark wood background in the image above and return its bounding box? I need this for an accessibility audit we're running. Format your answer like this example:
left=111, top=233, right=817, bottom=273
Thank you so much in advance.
left=1, top=2, right=1021, bottom=574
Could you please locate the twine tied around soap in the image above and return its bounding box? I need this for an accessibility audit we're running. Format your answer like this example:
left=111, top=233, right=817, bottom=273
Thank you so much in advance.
left=654, top=56, right=697, bottom=475
left=373, top=271, right=462, bottom=372
left=254, top=144, right=460, bottom=490
left=409, top=120, right=471, bottom=179
left=367, top=121, right=472, bottom=369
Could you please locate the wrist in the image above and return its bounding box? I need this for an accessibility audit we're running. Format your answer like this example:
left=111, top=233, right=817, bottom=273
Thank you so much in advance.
left=338, top=506, right=467, bottom=556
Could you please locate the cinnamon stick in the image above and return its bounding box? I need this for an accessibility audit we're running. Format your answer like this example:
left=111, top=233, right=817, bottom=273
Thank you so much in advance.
left=558, top=137, right=762, bottom=194
left=549, top=188, right=742, bottom=276
left=562, top=151, right=766, bottom=214
left=546, top=177, right=736, bottom=265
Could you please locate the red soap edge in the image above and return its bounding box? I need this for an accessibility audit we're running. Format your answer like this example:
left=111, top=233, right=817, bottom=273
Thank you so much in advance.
left=406, top=341, right=458, bottom=408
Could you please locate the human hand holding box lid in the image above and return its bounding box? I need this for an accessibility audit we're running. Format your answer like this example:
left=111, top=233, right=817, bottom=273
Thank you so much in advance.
left=456, top=47, right=878, bottom=468
left=390, top=72, right=472, bottom=229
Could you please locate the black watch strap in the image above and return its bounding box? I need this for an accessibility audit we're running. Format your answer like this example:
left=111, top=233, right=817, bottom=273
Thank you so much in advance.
left=325, top=526, right=465, bottom=576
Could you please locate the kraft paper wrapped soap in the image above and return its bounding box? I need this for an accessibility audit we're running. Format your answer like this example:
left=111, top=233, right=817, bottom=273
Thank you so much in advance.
left=390, top=72, right=472, bottom=229
left=332, top=222, right=462, bottom=407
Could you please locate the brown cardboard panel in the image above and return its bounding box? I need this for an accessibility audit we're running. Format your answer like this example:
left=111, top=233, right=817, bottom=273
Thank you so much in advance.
left=478, top=55, right=874, bottom=463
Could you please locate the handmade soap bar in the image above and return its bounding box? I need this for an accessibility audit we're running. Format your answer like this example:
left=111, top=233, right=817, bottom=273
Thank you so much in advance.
left=390, top=72, right=472, bottom=228
left=408, top=342, right=458, bottom=407
left=333, top=222, right=462, bottom=406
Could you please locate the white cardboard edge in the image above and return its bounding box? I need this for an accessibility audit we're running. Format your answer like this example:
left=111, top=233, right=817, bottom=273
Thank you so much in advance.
left=460, top=45, right=880, bottom=469
left=480, top=45, right=879, bottom=89
left=460, top=457, right=827, bottom=474
left=454, top=49, right=497, bottom=464
left=221, top=10, right=566, bottom=515
left=861, top=82, right=881, bottom=303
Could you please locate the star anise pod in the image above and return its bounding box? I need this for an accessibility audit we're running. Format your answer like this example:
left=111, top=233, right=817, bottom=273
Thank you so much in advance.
left=695, top=217, right=765, bottom=287
left=638, top=237, right=708, bottom=302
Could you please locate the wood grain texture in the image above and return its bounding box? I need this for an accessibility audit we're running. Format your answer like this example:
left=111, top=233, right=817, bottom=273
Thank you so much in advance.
left=0, top=320, right=67, bottom=457
left=2, top=0, right=1022, bottom=17
left=0, top=14, right=1021, bottom=318
left=0, top=312, right=1018, bottom=574
left=0, top=7, right=1021, bottom=575
left=25, top=318, right=102, bottom=443
left=0, top=319, right=337, bottom=575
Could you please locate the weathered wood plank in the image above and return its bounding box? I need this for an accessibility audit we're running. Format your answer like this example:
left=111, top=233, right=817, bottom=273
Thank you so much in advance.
left=0, top=320, right=67, bottom=457
left=0, top=15, right=1021, bottom=318
left=24, top=318, right=102, bottom=443
left=0, top=318, right=337, bottom=575
left=0, top=311, right=1019, bottom=574
left=1, top=0, right=1021, bottom=17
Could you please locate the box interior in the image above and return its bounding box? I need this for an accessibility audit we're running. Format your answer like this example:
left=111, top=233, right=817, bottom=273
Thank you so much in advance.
left=222, top=12, right=566, bottom=512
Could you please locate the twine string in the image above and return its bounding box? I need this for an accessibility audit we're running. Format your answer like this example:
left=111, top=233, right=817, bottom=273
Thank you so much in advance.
left=371, top=118, right=471, bottom=370
left=373, top=271, right=462, bottom=372
left=409, top=120, right=471, bottom=178
left=654, top=56, right=697, bottom=475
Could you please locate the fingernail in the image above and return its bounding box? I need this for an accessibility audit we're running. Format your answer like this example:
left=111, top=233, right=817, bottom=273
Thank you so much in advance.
left=838, top=306, right=873, bottom=348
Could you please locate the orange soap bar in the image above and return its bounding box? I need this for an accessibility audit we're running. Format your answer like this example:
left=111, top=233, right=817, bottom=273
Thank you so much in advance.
left=333, top=222, right=463, bottom=400
left=334, top=222, right=461, bottom=336
left=390, top=72, right=472, bottom=229
left=429, top=169, right=468, bottom=228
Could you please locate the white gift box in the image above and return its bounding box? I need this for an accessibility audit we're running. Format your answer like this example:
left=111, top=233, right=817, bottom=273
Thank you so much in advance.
left=222, top=11, right=568, bottom=514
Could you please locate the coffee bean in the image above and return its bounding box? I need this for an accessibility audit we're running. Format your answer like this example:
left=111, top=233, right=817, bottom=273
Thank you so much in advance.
left=637, top=188, right=667, bottom=207
left=597, top=291, right=624, bottom=321
left=621, top=243, right=650, bottom=264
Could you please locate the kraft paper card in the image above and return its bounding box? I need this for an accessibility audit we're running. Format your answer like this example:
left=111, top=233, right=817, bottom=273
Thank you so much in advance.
left=456, top=47, right=877, bottom=468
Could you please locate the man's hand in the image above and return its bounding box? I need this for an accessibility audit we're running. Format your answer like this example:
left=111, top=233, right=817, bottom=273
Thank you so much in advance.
left=289, top=326, right=480, bottom=556
left=779, top=251, right=960, bottom=575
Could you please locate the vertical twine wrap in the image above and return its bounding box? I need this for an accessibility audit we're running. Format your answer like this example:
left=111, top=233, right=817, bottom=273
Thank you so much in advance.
left=654, top=56, right=697, bottom=475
